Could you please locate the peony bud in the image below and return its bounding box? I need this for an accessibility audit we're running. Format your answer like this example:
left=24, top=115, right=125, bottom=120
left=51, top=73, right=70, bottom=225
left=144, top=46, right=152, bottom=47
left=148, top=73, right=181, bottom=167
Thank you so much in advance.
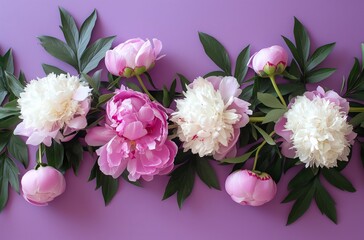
left=248, top=45, right=288, bottom=78
left=105, top=38, right=163, bottom=78
left=21, top=166, right=66, bottom=206
left=225, top=169, right=277, bottom=206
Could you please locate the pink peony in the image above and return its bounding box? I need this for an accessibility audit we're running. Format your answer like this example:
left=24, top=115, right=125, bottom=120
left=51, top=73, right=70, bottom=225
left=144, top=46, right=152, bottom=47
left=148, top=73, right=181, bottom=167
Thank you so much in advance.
left=171, top=76, right=252, bottom=160
left=225, top=170, right=277, bottom=206
left=248, top=45, right=288, bottom=77
left=21, top=166, right=66, bottom=206
left=85, top=86, right=177, bottom=181
left=275, top=86, right=356, bottom=168
left=105, top=38, right=163, bottom=78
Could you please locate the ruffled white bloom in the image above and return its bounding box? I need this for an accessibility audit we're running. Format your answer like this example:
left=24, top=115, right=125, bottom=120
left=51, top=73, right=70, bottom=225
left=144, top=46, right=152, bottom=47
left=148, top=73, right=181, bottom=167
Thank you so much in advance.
left=171, top=77, right=242, bottom=157
left=284, top=95, right=353, bottom=168
left=14, top=73, right=92, bottom=146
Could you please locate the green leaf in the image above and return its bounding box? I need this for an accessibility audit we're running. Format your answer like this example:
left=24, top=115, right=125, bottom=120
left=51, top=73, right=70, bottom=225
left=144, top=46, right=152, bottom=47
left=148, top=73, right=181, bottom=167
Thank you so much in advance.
left=176, top=162, right=195, bottom=208
left=5, top=71, right=24, bottom=98
left=306, top=68, right=336, bottom=83
left=2, top=49, right=14, bottom=74
left=282, top=184, right=311, bottom=203
left=0, top=154, right=20, bottom=212
left=80, top=36, right=115, bottom=73
left=98, top=93, right=114, bottom=106
left=78, top=10, right=97, bottom=58
left=253, top=124, right=275, bottom=145
left=59, top=7, right=79, bottom=53
left=38, top=36, right=78, bottom=69
left=163, top=161, right=195, bottom=209
left=221, top=150, right=255, bottom=164
left=64, top=140, right=83, bottom=175
left=0, top=131, right=11, bottom=152
left=306, top=43, right=335, bottom=71
left=287, top=181, right=315, bottom=225
left=125, top=82, right=142, bottom=92
left=257, top=92, right=286, bottom=109
left=162, top=86, right=170, bottom=107
left=234, top=45, right=250, bottom=83
left=346, top=58, right=360, bottom=92
left=203, top=71, right=228, bottom=78
left=361, top=43, right=364, bottom=68
left=322, top=168, right=356, bottom=192
left=42, top=64, right=66, bottom=75
left=8, top=134, right=28, bottom=168
left=90, top=162, right=119, bottom=205
left=45, top=140, right=64, bottom=169
left=82, top=71, right=101, bottom=93
left=144, top=72, right=157, bottom=90
left=177, top=73, right=190, bottom=92
left=294, top=17, right=310, bottom=63
left=0, top=91, right=7, bottom=105
left=198, top=32, right=231, bottom=74
left=196, top=158, right=220, bottom=190
left=282, top=36, right=303, bottom=69
left=315, top=180, right=337, bottom=223
left=0, top=107, right=19, bottom=121
left=288, top=167, right=315, bottom=190
left=350, top=112, right=364, bottom=127
left=262, top=109, right=287, bottom=124
left=101, top=175, right=119, bottom=205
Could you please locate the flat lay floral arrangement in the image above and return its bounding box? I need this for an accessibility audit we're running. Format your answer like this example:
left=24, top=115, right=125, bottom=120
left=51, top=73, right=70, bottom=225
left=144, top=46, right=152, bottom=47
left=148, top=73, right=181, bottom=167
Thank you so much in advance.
left=1, top=8, right=364, bottom=225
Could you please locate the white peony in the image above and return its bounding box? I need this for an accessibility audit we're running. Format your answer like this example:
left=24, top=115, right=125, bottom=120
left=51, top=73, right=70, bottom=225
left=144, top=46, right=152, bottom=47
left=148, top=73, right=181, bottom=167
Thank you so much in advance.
left=284, top=95, right=354, bottom=168
left=14, top=73, right=92, bottom=146
left=171, top=76, right=251, bottom=158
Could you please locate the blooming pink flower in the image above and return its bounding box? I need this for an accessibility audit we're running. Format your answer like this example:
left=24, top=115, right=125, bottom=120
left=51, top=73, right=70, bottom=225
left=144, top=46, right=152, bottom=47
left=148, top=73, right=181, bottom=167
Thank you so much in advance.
left=105, top=38, right=163, bottom=78
left=275, top=86, right=356, bottom=168
left=171, top=76, right=252, bottom=160
left=21, top=166, right=66, bottom=206
left=248, top=45, right=288, bottom=77
left=225, top=170, right=277, bottom=206
left=85, top=86, right=177, bottom=181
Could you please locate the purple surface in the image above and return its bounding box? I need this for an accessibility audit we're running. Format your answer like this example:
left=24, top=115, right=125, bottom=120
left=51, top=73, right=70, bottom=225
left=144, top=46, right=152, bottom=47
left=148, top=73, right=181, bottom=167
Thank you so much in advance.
left=1, top=0, right=364, bottom=239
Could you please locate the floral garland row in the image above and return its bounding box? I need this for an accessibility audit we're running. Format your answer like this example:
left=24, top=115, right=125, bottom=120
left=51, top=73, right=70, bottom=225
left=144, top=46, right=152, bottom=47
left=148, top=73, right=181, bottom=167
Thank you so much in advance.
left=1, top=8, right=364, bottom=225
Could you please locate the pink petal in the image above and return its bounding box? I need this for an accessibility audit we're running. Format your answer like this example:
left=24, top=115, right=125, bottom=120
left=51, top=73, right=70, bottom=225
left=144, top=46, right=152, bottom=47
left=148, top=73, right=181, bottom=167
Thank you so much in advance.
left=105, top=50, right=126, bottom=76
left=135, top=40, right=154, bottom=68
left=85, top=126, right=115, bottom=146
left=152, top=38, right=163, bottom=56
left=73, top=85, right=91, bottom=101
left=123, top=121, right=147, bottom=140
left=67, top=116, right=87, bottom=129
left=218, top=76, right=241, bottom=101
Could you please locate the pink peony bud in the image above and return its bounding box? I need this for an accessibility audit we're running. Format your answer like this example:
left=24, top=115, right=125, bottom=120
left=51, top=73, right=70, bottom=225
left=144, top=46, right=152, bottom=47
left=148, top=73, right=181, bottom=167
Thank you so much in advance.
left=105, top=38, right=163, bottom=78
left=225, top=169, right=277, bottom=206
left=21, top=166, right=66, bottom=206
left=248, top=45, right=288, bottom=77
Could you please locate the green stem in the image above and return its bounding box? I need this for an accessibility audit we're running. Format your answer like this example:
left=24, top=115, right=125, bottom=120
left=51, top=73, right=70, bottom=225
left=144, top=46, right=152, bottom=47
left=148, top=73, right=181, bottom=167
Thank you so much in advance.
left=269, top=75, right=287, bottom=107
left=37, top=145, right=43, bottom=165
left=349, top=107, right=364, bottom=113
left=136, top=74, right=156, bottom=101
left=249, top=116, right=265, bottom=123
left=252, top=131, right=275, bottom=171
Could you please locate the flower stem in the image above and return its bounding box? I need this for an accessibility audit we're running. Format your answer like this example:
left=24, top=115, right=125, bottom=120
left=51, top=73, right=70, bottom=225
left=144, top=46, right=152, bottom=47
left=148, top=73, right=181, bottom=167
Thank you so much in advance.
left=269, top=75, right=287, bottom=107
left=349, top=107, right=364, bottom=113
left=136, top=74, right=156, bottom=101
left=249, top=116, right=265, bottom=123
left=37, top=145, right=43, bottom=165
left=252, top=131, right=275, bottom=171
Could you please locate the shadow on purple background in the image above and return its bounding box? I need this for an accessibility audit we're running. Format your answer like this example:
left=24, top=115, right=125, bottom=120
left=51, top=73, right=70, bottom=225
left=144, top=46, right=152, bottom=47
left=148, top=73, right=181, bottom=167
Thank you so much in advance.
left=1, top=0, right=364, bottom=239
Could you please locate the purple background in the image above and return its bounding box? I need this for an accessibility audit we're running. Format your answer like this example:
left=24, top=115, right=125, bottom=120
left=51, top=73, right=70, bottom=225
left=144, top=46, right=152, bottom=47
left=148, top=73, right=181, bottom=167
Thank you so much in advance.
left=1, top=0, right=364, bottom=239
